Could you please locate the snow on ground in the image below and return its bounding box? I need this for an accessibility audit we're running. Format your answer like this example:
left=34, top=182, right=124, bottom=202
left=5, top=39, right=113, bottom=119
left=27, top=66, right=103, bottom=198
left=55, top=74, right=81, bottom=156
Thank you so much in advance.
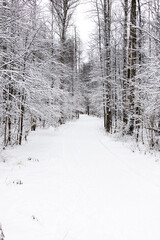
left=1, top=115, right=160, bottom=240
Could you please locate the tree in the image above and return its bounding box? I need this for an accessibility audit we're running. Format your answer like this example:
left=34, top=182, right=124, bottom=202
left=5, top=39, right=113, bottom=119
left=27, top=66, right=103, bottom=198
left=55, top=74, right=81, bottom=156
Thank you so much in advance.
left=127, top=0, right=137, bottom=135
left=122, top=0, right=129, bottom=133
left=50, top=0, right=80, bottom=123
left=103, top=0, right=112, bottom=132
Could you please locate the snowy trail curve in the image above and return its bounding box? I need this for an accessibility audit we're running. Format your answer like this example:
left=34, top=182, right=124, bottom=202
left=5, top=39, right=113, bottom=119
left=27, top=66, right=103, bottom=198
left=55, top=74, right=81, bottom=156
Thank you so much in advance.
left=1, top=115, right=160, bottom=240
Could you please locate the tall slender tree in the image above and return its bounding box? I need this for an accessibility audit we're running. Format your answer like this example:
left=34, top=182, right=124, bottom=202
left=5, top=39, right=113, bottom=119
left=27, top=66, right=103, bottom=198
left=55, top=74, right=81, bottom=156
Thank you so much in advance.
left=128, top=0, right=137, bottom=135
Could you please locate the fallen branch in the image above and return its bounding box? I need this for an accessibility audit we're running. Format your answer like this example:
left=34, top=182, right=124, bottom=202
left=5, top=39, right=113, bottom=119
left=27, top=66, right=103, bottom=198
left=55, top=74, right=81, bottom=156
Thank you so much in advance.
left=146, top=127, right=160, bottom=133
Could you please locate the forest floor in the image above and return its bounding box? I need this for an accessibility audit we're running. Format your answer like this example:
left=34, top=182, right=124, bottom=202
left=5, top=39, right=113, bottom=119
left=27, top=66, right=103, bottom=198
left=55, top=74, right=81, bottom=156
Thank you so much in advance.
left=1, top=115, right=160, bottom=240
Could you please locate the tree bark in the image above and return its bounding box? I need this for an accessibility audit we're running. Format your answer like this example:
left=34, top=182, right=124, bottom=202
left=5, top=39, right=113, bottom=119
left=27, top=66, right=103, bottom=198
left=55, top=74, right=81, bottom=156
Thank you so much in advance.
left=128, top=0, right=137, bottom=135
left=103, top=0, right=112, bottom=133
left=122, top=0, right=129, bottom=133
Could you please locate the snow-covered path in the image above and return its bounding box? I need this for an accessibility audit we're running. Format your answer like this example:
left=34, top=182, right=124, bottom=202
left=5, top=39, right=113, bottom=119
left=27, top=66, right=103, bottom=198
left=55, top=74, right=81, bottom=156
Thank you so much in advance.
left=1, top=115, right=160, bottom=240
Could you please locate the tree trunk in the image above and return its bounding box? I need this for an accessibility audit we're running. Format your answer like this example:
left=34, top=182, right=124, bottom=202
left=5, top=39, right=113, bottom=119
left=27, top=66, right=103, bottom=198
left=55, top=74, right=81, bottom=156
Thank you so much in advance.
left=135, top=0, right=142, bottom=142
left=103, top=0, right=112, bottom=133
left=122, top=0, right=129, bottom=133
left=19, top=103, right=24, bottom=145
left=128, top=0, right=137, bottom=135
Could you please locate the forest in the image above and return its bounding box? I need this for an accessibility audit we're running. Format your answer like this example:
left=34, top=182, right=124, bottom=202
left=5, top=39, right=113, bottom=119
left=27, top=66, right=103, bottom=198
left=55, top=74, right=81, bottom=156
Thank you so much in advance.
left=0, top=1, right=160, bottom=239
left=0, top=0, right=160, bottom=151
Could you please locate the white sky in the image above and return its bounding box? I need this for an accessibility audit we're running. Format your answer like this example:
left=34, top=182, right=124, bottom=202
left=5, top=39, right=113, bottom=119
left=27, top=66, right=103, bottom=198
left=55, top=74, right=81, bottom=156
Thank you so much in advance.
left=74, top=0, right=95, bottom=46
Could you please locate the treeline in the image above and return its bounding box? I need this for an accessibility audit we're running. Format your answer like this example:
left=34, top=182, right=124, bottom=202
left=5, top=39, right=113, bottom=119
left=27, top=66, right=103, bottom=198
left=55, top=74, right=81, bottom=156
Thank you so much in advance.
left=0, top=0, right=84, bottom=147
left=85, top=0, right=160, bottom=150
